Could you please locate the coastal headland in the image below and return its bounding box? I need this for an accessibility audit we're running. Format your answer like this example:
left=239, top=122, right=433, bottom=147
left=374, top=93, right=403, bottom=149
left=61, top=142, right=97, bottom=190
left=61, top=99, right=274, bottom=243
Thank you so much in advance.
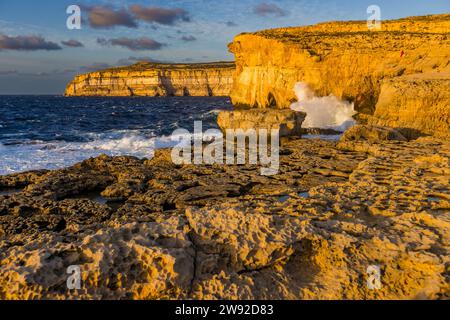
left=65, top=62, right=235, bottom=97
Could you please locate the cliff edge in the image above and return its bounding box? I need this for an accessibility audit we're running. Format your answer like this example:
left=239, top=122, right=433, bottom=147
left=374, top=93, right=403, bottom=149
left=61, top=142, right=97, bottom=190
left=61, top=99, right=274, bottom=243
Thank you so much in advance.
left=65, top=61, right=235, bottom=97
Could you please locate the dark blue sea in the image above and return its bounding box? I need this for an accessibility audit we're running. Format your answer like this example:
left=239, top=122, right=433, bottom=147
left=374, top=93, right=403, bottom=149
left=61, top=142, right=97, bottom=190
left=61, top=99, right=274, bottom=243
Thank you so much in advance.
left=0, top=96, right=232, bottom=175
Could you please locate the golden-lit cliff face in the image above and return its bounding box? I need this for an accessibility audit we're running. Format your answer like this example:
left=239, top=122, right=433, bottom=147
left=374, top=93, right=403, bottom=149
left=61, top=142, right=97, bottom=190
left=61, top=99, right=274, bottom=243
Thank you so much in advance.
left=65, top=62, right=235, bottom=97
left=228, top=14, right=450, bottom=120
left=368, top=71, right=450, bottom=139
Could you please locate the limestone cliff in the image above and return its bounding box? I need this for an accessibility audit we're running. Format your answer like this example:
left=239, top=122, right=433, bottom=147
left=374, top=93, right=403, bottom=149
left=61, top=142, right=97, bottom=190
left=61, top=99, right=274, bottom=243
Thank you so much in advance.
left=65, top=62, right=235, bottom=97
left=228, top=14, right=450, bottom=137
left=368, top=72, right=450, bottom=139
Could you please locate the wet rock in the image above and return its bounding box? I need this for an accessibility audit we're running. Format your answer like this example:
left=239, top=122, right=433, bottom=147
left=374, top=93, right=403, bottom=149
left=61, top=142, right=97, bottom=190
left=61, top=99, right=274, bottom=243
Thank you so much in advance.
left=0, top=170, right=48, bottom=189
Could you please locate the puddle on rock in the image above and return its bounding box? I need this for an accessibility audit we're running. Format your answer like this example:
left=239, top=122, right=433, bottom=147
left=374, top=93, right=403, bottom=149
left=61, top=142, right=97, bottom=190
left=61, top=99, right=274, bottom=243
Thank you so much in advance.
left=303, top=134, right=342, bottom=141
left=70, top=192, right=108, bottom=204
left=427, top=196, right=441, bottom=202
left=0, top=188, right=22, bottom=196
left=68, top=191, right=125, bottom=210
left=298, top=192, right=310, bottom=199
left=278, top=192, right=310, bottom=202
left=278, top=195, right=290, bottom=203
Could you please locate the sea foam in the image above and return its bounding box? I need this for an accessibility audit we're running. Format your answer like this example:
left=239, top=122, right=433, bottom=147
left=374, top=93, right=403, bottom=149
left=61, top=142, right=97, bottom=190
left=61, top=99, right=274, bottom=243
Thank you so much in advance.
left=290, top=82, right=356, bottom=132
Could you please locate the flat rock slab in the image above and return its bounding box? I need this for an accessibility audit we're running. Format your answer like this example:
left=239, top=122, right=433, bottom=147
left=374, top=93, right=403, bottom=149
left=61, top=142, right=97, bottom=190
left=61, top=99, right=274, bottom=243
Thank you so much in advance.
left=217, top=109, right=306, bottom=136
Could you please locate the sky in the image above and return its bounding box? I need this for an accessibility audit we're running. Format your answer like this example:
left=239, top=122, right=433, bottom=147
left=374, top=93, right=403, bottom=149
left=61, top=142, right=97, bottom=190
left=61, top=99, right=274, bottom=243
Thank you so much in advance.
left=0, top=0, right=449, bottom=94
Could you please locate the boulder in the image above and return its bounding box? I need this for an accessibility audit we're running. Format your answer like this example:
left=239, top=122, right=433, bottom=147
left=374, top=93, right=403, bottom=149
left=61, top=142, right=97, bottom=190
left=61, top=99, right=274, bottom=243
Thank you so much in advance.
left=217, top=109, right=306, bottom=137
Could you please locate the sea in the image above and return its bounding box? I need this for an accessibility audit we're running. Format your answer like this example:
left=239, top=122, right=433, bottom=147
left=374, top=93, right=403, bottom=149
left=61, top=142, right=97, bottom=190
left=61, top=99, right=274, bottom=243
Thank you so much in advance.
left=0, top=96, right=233, bottom=175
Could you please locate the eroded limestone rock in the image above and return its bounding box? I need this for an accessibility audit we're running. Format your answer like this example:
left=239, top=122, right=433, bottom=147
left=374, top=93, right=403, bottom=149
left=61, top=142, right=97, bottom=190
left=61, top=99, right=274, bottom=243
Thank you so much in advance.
left=368, top=72, right=450, bottom=139
left=217, top=109, right=306, bottom=136
left=0, top=137, right=448, bottom=299
left=340, top=125, right=407, bottom=143
left=65, top=62, right=235, bottom=97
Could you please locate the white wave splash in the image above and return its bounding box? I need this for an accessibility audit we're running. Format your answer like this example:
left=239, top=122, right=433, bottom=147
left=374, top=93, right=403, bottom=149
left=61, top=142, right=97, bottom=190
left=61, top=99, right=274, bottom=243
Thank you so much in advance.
left=206, top=109, right=223, bottom=115
left=290, top=82, right=356, bottom=132
left=78, top=135, right=156, bottom=153
left=0, top=130, right=225, bottom=175
left=0, top=133, right=157, bottom=175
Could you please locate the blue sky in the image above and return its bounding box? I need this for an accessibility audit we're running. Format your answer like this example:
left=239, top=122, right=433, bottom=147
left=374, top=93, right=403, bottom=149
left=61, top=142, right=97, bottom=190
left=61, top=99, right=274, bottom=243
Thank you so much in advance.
left=0, top=0, right=449, bottom=94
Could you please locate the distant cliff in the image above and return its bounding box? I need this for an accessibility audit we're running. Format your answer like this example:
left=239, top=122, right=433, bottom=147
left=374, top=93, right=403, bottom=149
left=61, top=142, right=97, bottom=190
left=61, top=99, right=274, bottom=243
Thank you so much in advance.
left=65, top=62, right=235, bottom=97
left=228, top=14, right=450, bottom=137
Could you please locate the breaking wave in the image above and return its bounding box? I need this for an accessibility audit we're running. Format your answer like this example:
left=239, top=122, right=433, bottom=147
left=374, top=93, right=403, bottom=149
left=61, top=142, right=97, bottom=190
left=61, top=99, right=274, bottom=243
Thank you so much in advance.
left=290, top=82, right=356, bottom=132
left=0, top=130, right=225, bottom=175
left=0, top=96, right=232, bottom=175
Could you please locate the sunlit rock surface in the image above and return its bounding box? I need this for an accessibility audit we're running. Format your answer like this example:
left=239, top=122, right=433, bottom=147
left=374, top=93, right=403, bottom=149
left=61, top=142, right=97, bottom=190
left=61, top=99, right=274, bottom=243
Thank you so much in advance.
left=340, top=125, right=407, bottom=143
left=0, top=136, right=448, bottom=299
left=217, top=109, right=306, bottom=136
left=65, top=62, right=235, bottom=97
left=368, top=72, right=450, bottom=139
left=228, top=14, right=450, bottom=137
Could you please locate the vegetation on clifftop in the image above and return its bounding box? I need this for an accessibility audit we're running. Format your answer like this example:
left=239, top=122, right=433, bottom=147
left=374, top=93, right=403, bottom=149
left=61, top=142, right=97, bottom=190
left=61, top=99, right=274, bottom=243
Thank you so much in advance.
left=91, top=61, right=236, bottom=74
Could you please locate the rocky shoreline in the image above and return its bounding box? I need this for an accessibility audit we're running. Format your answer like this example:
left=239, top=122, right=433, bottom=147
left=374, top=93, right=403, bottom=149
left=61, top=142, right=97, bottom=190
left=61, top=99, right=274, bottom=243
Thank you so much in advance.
left=0, top=131, right=448, bottom=299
